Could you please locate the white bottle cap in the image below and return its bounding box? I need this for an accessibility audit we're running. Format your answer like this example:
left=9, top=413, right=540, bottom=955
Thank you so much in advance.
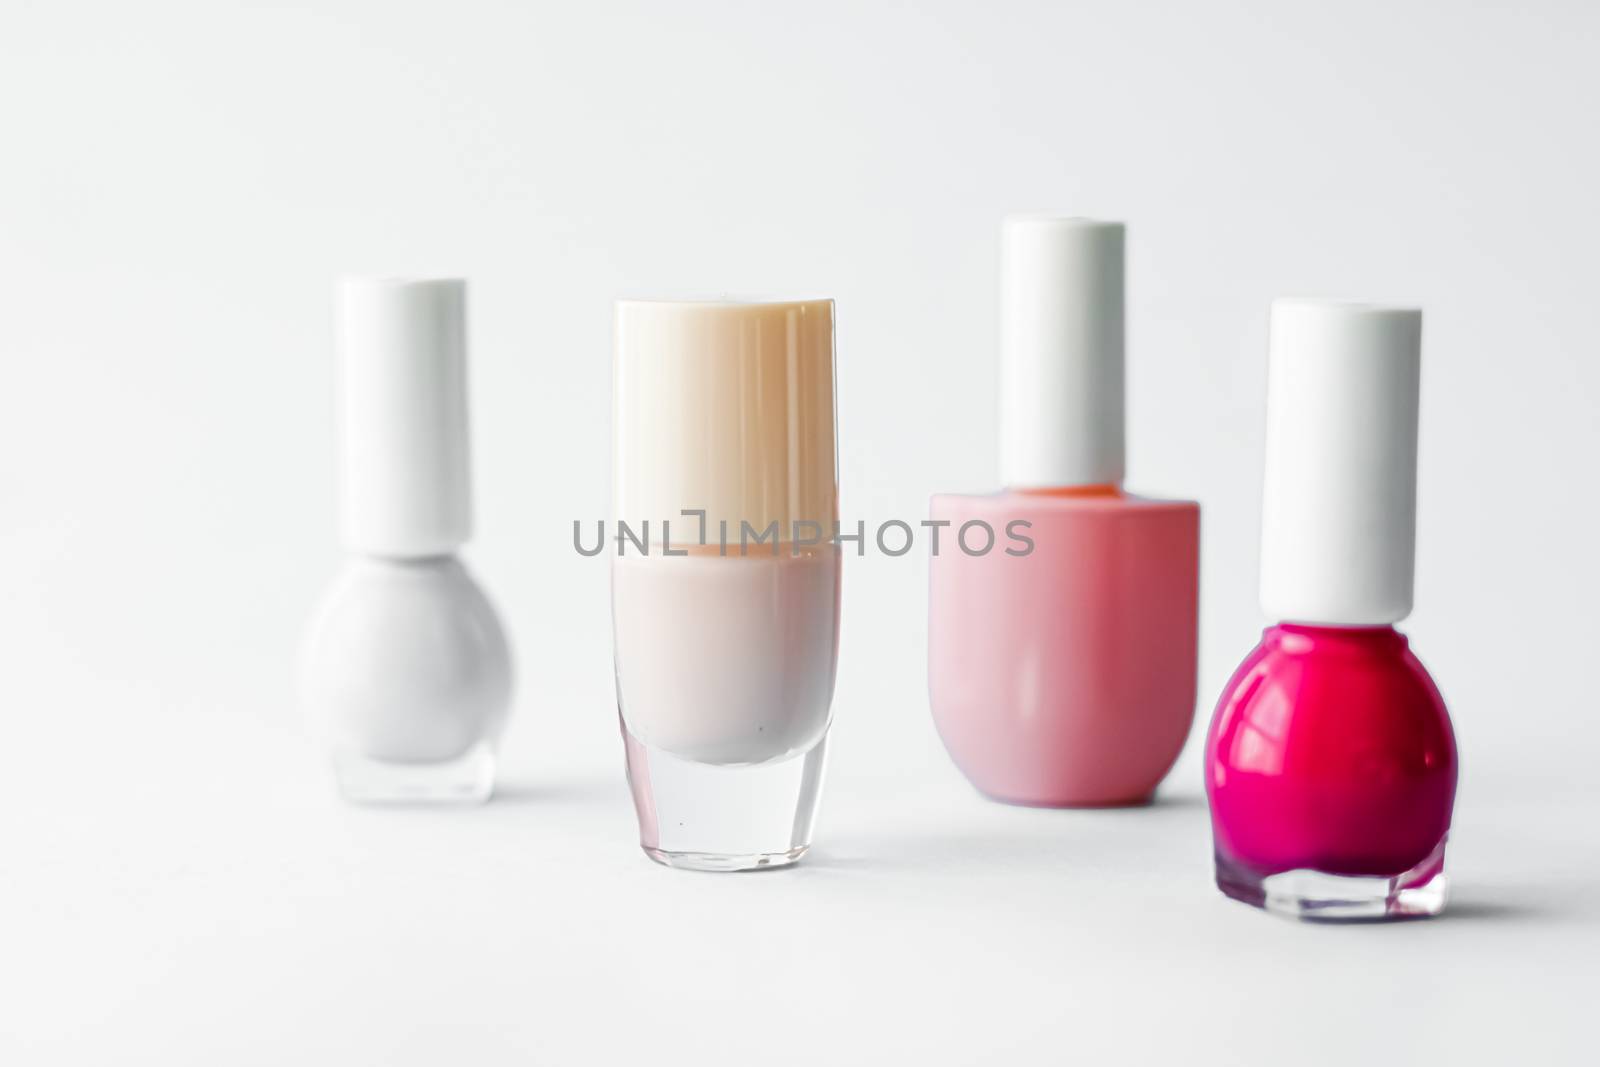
left=1259, top=299, right=1423, bottom=625
left=337, top=277, right=472, bottom=558
left=999, top=217, right=1126, bottom=488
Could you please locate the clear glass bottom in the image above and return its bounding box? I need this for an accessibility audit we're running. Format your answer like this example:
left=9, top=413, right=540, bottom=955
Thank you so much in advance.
left=332, top=741, right=495, bottom=805
left=622, top=722, right=828, bottom=871
left=1215, top=837, right=1449, bottom=921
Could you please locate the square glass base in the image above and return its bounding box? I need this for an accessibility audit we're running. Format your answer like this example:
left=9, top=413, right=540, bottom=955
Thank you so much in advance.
left=331, top=742, right=495, bottom=805
left=622, top=723, right=827, bottom=872
left=1215, top=837, right=1449, bottom=921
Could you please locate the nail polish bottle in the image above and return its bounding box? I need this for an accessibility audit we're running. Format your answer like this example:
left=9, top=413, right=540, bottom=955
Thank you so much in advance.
left=612, top=299, right=840, bottom=870
left=300, top=278, right=513, bottom=804
left=1205, top=300, right=1458, bottom=919
left=928, top=218, right=1200, bottom=806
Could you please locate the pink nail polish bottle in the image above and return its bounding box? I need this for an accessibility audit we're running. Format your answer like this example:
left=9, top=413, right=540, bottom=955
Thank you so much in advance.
left=1205, top=300, right=1458, bottom=920
left=929, top=218, right=1200, bottom=807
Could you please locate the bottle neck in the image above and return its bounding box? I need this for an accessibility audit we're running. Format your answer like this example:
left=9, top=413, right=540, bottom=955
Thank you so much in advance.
left=1268, top=622, right=1408, bottom=655
left=348, top=551, right=461, bottom=571
left=1008, top=482, right=1124, bottom=499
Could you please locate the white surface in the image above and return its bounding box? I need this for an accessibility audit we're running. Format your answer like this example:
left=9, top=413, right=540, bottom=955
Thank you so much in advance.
left=1260, top=300, right=1422, bottom=624
left=1000, top=217, right=1126, bottom=488
left=339, top=277, right=472, bottom=557
left=2, top=0, right=1598, bottom=1063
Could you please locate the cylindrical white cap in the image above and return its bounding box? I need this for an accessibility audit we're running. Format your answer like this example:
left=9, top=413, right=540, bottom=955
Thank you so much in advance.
left=613, top=299, right=837, bottom=538
left=337, top=277, right=472, bottom=557
left=999, top=217, right=1126, bottom=488
left=1260, top=299, right=1422, bottom=625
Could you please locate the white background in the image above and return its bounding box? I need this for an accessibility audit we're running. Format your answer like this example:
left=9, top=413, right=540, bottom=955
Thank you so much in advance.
left=3, top=0, right=1597, bottom=1062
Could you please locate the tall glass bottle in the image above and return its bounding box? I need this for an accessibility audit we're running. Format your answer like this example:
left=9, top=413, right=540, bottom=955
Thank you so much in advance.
left=611, top=299, right=840, bottom=870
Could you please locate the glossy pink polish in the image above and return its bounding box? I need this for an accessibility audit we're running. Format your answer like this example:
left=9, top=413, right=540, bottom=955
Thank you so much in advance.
left=1206, top=300, right=1458, bottom=920
left=929, top=218, right=1199, bottom=807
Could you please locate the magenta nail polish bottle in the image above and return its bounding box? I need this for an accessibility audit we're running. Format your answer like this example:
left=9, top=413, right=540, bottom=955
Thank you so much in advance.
left=1205, top=300, right=1458, bottom=920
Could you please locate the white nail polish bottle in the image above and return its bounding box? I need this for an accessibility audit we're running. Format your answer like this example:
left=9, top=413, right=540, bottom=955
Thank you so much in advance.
left=300, top=277, right=512, bottom=804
